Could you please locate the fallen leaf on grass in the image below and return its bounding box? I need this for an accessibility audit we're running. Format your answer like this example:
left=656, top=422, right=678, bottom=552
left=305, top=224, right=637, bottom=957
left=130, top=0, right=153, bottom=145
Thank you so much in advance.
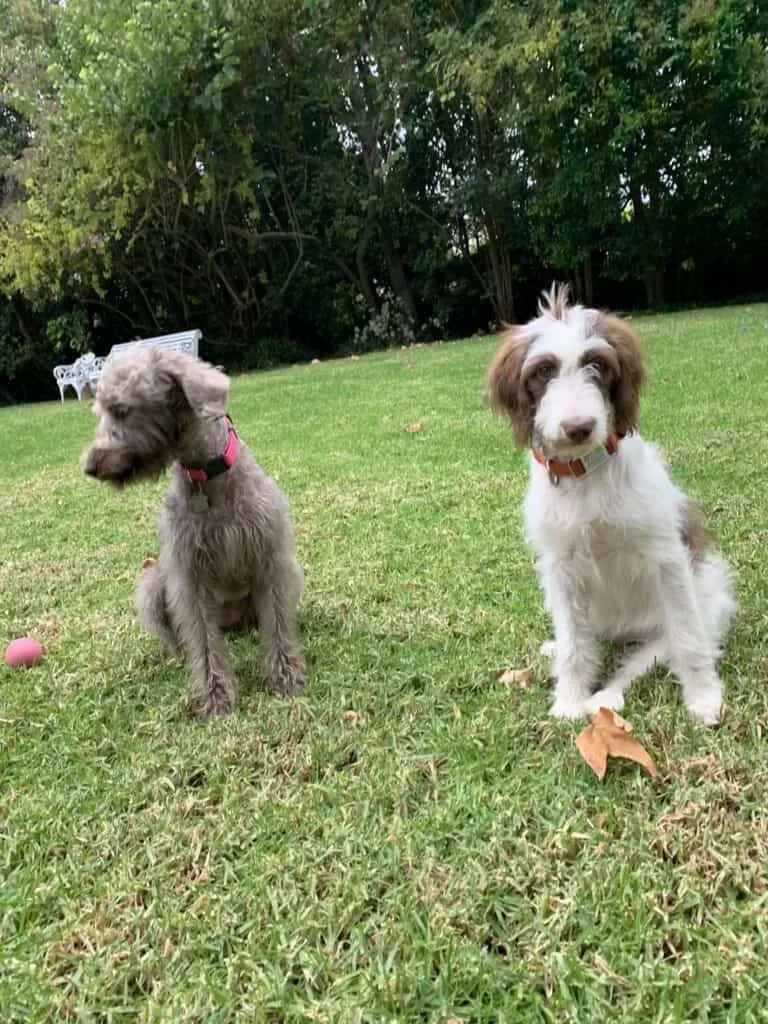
left=311, top=358, right=320, bottom=364
left=498, top=666, right=534, bottom=688
left=142, top=556, right=157, bottom=570
left=343, top=710, right=359, bottom=726
left=605, top=709, right=633, bottom=732
left=405, top=422, right=424, bottom=433
left=350, top=354, right=361, bottom=361
left=575, top=707, right=657, bottom=781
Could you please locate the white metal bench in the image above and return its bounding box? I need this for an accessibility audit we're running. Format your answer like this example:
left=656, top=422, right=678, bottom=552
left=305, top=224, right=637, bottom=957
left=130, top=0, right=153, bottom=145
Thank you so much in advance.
left=107, top=329, right=201, bottom=363
left=52, top=329, right=202, bottom=401
left=53, top=352, right=107, bottom=402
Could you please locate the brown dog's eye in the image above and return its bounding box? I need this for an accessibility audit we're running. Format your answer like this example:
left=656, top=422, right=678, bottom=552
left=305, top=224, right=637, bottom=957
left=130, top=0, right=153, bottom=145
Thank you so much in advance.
left=580, top=348, right=617, bottom=381
left=534, top=362, right=556, bottom=382
left=587, top=358, right=613, bottom=381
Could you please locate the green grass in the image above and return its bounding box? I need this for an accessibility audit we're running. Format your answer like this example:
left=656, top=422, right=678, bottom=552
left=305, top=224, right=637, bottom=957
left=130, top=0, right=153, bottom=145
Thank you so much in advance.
left=1, top=303, right=767, bottom=1023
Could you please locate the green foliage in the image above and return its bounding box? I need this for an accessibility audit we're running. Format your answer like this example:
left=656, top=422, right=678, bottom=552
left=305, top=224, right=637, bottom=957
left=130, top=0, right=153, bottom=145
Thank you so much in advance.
left=352, top=293, right=416, bottom=353
left=0, top=0, right=767, bottom=400
left=433, top=0, right=768, bottom=306
left=43, top=308, right=90, bottom=354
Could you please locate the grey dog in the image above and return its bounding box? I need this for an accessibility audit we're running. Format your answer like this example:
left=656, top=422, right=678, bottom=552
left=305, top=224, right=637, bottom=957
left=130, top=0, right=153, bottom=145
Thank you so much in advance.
left=83, top=347, right=307, bottom=716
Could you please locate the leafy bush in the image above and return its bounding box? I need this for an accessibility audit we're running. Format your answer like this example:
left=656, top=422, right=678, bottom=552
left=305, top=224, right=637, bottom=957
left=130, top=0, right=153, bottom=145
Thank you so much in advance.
left=351, top=294, right=416, bottom=354
left=44, top=308, right=91, bottom=355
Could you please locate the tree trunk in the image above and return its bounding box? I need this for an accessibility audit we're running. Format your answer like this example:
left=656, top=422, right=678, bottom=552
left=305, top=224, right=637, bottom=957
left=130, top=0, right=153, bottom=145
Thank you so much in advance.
left=473, top=109, right=515, bottom=323
left=457, top=215, right=471, bottom=263
left=356, top=215, right=378, bottom=311
left=630, top=182, right=664, bottom=309
left=574, top=264, right=584, bottom=303
left=642, top=267, right=665, bottom=309
left=485, top=217, right=515, bottom=323
left=583, top=251, right=594, bottom=306
left=11, top=293, right=35, bottom=347
left=377, top=221, right=417, bottom=322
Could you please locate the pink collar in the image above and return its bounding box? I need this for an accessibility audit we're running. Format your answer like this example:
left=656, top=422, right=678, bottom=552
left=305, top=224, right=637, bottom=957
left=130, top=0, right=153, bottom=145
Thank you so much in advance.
left=182, top=417, right=239, bottom=482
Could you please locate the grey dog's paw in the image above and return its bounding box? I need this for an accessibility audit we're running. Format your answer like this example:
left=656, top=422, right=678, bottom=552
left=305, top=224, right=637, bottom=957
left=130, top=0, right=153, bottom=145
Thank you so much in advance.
left=194, top=674, right=237, bottom=718
left=266, top=652, right=307, bottom=698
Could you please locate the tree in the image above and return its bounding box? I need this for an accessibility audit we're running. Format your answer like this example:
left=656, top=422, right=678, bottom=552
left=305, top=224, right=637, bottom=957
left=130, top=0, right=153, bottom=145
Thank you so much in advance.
left=0, top=0, right=766, bottom=402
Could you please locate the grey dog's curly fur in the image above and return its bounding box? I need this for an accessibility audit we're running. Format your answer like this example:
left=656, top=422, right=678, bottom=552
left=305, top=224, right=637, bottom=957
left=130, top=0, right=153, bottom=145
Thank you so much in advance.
left=83, top=346, right=306, bottom=716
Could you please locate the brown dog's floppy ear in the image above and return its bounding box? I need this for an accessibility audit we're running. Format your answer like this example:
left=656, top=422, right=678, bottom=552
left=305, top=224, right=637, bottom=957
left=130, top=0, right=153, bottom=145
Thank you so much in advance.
left=596, top=313, right=646, bottom=435
left=159, top=349, right=230, bottom=418
left=485, top=325, right=534, bottom=446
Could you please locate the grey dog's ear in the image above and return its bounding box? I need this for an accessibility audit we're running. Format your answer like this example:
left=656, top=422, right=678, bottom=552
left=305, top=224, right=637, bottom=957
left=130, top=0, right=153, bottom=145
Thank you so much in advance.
left=160, top=349, right=230, bottom=418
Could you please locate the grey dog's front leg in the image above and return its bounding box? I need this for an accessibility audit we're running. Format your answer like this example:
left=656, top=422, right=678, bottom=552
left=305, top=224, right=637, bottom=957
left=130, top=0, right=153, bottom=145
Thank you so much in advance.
left=167, top=574, right=238, bottom=717
left=255, top=557, right=307, bottom=697
left=135, top=559, right=180, bottom=655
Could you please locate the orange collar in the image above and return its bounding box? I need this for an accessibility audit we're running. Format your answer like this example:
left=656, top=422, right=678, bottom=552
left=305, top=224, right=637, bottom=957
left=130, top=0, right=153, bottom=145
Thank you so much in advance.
left=533, top=433, right=621, bottom=485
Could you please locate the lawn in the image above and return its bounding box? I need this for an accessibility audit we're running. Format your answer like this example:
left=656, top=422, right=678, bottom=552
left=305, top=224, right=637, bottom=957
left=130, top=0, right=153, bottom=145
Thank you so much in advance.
left=1, top=303, right=767, bottom=1024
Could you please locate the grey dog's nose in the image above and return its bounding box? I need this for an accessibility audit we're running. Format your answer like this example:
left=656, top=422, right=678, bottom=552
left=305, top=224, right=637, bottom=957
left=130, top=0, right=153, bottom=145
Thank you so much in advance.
left=561, top=417, right=597, bottom=444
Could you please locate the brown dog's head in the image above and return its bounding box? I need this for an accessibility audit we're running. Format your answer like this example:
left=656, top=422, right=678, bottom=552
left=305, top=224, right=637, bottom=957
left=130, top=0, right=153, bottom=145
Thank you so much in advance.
left=486, top=283, right=645, bottom=457
left=82, top=347, right=230, bottom=486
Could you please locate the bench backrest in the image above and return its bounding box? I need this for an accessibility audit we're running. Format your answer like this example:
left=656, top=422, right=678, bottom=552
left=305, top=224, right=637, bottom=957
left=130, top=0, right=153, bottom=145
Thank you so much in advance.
left=54, top=353, right=106, bottom=382
left=108, top=329, right=201, bottom=361
left=53, top=364, right=79, bottom=383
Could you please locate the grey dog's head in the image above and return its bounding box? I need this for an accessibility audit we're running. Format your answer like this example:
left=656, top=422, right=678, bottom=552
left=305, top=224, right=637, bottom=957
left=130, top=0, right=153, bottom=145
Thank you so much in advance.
left=83, top=347, right=230, bottom=486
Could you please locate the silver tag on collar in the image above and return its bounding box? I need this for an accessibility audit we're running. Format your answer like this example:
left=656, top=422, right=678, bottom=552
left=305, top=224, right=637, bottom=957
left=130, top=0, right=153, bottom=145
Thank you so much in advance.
left=578, top=446, right=612, bottom=475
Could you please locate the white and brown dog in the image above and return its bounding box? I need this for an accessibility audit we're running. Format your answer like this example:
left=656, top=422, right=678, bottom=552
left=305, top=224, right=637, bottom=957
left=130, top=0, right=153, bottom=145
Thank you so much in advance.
left=487, top=284, right=736, bottom=724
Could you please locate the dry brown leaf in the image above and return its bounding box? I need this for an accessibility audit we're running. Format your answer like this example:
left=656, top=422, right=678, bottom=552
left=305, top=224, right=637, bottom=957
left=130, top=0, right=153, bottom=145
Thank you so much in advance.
left=142, top=557, right=157, bottom=570
left=343, top=710, right=359, bottom=726
left=575, top=707, right=657, bottom=780
left=576, top=725, right=609, bottom=780
left=405, top=422, right=424, bottom=433
left=607, top=709, right=633, bottom=733
left=311, top=358, right=320, bottom=365
left=498, top=666, right=534, bottom=688
left=350, top=354, right=361, bottom=361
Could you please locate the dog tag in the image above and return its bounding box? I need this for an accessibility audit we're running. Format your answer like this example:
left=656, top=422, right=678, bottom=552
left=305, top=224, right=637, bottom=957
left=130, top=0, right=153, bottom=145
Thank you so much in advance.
left=190, top=492, right=209, bottom=513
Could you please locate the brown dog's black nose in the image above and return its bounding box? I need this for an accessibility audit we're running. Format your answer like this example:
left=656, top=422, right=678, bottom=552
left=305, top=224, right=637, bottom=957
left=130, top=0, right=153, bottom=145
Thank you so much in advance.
left=561, top=417, right=597, bottom=444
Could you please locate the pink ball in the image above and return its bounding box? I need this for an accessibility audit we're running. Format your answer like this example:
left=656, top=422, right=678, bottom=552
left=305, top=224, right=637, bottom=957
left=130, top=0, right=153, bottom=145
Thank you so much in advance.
left=4, top=636, right=44, bottom=668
